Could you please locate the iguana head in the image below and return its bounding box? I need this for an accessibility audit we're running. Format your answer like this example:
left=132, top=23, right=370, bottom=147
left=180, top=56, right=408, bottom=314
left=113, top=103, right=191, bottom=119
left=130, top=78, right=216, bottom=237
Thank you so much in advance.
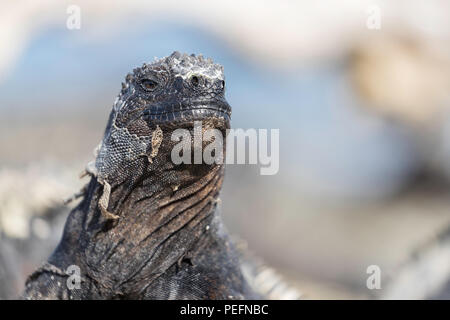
left=92, top=52, right=230, bottom=184
left=114, top=51, right=231, bottom=133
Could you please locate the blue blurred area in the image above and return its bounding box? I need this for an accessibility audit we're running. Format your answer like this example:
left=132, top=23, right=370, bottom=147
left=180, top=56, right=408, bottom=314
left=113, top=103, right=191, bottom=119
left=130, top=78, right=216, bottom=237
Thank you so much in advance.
left=0, top=21, right=420, bottom=201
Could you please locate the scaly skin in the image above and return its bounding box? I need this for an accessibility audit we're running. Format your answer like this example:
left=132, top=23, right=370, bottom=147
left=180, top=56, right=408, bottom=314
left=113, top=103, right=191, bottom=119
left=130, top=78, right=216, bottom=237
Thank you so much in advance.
left=22, top=52, right=258, bottom=299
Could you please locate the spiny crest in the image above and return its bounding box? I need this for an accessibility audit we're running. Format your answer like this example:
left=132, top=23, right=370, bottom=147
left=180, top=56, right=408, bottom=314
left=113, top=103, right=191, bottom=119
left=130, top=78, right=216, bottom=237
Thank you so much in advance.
left=167, top=51, right=224, bottom=81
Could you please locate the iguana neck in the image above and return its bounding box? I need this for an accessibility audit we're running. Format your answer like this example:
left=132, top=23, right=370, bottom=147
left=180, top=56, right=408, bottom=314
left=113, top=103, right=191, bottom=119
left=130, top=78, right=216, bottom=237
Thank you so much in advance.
left=99, top=162, right=224, bottom=223
left=71, top=159, right=225, bottom=296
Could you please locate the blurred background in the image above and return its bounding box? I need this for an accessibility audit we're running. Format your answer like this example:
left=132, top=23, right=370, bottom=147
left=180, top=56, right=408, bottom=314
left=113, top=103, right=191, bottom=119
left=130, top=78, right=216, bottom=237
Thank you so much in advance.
left=1, top=0, right=450, bottom=299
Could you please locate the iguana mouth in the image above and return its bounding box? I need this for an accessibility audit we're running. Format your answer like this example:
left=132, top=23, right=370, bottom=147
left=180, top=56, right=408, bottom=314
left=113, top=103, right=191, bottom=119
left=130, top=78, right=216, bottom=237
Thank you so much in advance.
left=141, top=100, right=231, bottom=123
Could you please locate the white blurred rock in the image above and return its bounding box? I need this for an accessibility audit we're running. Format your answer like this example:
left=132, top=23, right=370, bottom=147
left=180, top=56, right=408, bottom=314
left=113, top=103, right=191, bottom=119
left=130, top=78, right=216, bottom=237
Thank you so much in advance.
left=0, top=163, right=79, bottom=238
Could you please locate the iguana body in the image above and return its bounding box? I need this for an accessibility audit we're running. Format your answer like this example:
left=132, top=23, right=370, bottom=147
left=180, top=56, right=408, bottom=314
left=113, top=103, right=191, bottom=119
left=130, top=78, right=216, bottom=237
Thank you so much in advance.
left=22, top=52, right=259, bottom=299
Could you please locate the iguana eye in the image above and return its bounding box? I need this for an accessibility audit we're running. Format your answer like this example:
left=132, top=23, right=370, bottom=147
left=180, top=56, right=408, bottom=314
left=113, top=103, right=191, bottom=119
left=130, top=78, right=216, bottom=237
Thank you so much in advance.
left=141, top=79, right=158, bottom=91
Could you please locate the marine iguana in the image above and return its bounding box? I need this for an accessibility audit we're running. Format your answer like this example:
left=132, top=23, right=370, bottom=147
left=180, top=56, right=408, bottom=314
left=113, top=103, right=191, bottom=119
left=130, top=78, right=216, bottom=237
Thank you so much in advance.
left=22, top=52, right=270, bottom=300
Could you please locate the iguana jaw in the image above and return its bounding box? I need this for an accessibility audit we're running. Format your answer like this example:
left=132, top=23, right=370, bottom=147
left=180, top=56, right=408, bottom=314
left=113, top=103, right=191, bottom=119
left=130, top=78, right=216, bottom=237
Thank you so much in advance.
left=141, top=99, right=231, bottom=124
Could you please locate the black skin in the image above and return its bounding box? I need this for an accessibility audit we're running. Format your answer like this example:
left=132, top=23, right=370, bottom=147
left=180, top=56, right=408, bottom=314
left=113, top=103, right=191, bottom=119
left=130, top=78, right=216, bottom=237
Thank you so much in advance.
left=22, top=52, right=259, bottom=299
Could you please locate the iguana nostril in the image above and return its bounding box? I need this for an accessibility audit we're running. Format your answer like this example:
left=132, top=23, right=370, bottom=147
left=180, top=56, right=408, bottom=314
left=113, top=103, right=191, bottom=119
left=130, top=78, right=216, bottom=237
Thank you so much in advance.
left=190, top=75, right=200, bottom=87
